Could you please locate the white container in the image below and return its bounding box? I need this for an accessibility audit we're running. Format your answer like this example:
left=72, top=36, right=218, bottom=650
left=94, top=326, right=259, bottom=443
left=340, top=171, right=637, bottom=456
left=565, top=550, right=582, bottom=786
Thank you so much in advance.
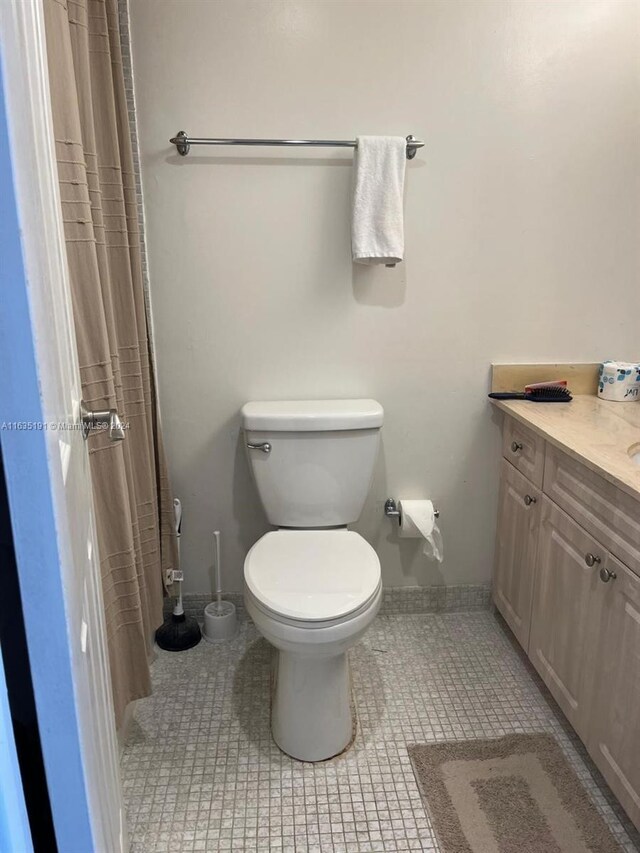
left=598, top=361, right=640, bottom=402
left=203, top=600, right=237, bottom=643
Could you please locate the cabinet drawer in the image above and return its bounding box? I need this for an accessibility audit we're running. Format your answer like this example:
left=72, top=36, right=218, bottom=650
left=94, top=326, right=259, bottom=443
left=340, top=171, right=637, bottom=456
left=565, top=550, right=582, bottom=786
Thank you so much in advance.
left=544, top=446, right=640, bottom=577
left=502, top=417, right=545, bottom=488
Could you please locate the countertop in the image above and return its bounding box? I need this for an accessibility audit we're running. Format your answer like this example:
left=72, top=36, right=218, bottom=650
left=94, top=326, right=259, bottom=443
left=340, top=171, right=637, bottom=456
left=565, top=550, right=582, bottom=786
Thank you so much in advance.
left=491, top=395, right=640, bottom=500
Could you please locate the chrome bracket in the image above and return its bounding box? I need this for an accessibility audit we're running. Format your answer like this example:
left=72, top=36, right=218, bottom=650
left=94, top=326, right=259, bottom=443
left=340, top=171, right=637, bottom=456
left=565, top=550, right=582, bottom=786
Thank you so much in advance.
left=405, top=135, right=418, bottom=160
left=173, top=130, right=190, bottom=156
left=384, top=497, right=440, bottom=525
left=384, top=498, right=401, bottom=522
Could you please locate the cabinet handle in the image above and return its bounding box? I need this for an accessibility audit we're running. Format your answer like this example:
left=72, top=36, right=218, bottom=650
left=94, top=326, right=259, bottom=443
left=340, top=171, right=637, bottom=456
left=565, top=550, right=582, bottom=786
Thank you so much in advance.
left=524, top=495, right=537, bottom=506
left=599, top=567, right=617, bottom=583
left=584, top=553, right=601, bottom=568
left=511, top=441, right=523, bottom=453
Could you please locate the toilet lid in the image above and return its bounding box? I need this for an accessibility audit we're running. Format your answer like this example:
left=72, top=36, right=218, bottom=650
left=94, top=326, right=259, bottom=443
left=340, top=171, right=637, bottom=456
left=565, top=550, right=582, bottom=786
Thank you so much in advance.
left=244, top=530, right=381, bottom=621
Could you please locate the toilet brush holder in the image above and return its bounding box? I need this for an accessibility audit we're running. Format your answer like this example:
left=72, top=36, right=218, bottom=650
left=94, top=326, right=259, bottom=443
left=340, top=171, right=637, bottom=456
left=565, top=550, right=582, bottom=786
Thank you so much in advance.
left=203, top=530, right=237, bottom=642
left=203, top=600, right=237, bottom=643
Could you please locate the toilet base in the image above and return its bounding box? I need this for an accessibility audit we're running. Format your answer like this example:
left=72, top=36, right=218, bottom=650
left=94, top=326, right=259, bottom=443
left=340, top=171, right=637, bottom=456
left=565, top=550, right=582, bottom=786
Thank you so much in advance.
left=271, top=650, right=354, bottom=762
left=244, top=579, right=382, bottom=762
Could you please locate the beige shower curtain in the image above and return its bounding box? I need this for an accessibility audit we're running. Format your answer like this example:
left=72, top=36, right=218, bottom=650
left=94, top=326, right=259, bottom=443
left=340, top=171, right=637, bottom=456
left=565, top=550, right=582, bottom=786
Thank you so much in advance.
left=43, top=0, right=178, bottom=727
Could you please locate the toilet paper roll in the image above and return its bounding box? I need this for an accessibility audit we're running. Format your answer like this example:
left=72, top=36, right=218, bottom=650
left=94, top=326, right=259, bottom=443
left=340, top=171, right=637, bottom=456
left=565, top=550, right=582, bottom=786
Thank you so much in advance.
left=398, top=499, right=444, bottom=563
left=598, top=361, right=640, bottom=402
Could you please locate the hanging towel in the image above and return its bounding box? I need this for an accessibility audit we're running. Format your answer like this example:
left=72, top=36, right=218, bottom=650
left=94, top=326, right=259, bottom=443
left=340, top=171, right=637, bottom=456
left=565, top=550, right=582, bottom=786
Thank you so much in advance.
left=352, top=136, right=407, bottom=266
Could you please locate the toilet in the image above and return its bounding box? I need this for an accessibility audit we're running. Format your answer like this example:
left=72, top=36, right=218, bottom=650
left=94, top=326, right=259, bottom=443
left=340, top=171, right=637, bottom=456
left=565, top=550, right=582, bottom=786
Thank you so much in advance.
left=242, top=399, right=383, bottom=762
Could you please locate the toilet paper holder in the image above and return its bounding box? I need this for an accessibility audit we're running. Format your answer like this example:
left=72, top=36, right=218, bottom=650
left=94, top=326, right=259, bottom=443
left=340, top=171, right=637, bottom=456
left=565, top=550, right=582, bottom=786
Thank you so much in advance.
left=384, top=497, right=439, bottom=525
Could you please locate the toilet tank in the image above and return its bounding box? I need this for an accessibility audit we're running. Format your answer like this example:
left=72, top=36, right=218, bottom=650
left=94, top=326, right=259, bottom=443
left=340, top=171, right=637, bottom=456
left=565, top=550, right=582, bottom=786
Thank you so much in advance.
left=241, top=399, right=383, bottom=528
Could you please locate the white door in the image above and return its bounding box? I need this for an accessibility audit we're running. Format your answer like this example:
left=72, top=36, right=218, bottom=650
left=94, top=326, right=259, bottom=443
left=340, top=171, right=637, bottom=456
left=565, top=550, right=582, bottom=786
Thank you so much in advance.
left=0, top=2, right=126, bottom=850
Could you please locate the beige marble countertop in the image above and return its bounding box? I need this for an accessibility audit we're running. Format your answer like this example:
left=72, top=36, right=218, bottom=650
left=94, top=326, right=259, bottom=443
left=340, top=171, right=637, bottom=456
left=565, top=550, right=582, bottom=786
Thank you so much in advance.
left=491, top=395, right=640, bottom=500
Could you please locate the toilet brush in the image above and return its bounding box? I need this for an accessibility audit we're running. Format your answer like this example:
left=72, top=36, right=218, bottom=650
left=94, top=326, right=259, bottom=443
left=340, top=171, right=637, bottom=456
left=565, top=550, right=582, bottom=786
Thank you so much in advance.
left=203, top=530, right=237, bottom=642
left=155, top=498, right=202, bottom=651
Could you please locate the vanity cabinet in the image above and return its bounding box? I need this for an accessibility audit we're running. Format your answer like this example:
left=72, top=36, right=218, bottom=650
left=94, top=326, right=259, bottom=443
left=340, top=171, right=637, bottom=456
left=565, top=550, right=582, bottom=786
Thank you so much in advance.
left=494, top=415, right=640, bottom=830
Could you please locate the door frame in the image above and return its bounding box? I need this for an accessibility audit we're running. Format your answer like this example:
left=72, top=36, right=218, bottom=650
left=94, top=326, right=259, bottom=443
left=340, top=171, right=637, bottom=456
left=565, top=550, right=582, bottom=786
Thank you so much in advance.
left=0, top=1, right=125, bottom=850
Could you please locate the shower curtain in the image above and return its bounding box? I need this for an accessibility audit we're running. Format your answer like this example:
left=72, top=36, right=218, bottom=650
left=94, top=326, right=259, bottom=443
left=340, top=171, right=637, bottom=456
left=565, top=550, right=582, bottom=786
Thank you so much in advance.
left=43, top=0, right=178, bottom=727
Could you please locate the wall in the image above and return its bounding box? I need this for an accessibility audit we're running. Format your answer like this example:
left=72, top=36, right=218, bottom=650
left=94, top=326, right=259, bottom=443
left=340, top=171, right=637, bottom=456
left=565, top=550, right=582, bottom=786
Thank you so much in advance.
left=129, top=0, right=640, bottom=595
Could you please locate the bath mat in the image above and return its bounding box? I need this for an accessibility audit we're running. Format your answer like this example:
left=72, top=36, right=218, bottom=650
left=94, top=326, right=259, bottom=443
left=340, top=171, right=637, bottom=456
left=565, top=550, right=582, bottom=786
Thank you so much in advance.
left=408, top=734, right=623, bottom=853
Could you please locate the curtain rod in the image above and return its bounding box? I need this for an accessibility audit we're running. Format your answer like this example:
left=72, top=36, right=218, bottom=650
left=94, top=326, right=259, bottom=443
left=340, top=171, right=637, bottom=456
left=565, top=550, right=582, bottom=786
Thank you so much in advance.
left=169, top=131, right=424, bottom=160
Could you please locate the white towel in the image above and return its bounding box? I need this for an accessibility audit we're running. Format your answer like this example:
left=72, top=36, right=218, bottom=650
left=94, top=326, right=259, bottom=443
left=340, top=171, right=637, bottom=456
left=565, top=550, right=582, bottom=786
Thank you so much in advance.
left=351, top=136, right=406, bottom=266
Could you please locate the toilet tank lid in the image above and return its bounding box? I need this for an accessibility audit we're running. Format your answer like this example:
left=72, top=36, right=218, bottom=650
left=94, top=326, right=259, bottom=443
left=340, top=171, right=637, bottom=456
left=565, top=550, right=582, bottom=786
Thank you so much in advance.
left=241, top=399, right=384, bottom=431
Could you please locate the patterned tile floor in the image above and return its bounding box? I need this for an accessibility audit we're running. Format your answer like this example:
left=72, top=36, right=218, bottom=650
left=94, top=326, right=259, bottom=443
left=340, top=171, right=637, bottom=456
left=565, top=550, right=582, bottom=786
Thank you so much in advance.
left=121, top=611, right=640, bottom=852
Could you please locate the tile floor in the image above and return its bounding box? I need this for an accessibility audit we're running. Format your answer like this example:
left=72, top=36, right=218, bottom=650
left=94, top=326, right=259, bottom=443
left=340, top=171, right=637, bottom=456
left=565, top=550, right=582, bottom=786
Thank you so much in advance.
left=121, top=611, right=640, bottom=852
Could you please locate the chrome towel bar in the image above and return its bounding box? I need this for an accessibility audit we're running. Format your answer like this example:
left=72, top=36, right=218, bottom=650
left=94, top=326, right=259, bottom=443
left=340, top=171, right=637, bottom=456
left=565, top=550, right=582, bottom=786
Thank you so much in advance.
left=169, top=130, right=424, bottom=160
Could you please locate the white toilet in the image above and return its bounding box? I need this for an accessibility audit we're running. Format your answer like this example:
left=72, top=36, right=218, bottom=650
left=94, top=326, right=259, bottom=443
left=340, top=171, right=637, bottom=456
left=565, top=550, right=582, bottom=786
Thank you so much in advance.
left=241, top=399, right=383, bottom=762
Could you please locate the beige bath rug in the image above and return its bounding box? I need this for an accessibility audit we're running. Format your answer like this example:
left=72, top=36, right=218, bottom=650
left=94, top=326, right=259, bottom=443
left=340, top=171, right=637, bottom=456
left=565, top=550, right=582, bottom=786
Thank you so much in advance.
left=408, top=734, right=623, bottom=853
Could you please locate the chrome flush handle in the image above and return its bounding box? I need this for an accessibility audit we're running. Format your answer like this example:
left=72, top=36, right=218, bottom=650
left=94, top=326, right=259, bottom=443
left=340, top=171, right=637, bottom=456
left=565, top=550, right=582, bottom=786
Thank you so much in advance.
left=246, top=442, right=271, bottom=454
left=80, top=401, right=126, bottom=441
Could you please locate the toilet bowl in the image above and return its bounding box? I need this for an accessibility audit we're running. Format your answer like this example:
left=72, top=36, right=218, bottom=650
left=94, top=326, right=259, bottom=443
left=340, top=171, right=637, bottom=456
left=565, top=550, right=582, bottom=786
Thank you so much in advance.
left=244, top=529, right=382, bottom=761
left=241, top=398, right=384, bottom=762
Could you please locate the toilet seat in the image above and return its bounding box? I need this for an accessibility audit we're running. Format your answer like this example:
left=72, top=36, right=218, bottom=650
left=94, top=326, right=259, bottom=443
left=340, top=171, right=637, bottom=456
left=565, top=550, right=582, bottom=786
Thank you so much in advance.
left=244, top=581, right=382, bottom=632
left=244, top=529, right=381, bottom=623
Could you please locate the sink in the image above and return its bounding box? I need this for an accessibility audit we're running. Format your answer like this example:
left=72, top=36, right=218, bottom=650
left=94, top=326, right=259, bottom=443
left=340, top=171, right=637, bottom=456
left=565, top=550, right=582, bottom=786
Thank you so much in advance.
left=628, top=443, right=640, bottom=466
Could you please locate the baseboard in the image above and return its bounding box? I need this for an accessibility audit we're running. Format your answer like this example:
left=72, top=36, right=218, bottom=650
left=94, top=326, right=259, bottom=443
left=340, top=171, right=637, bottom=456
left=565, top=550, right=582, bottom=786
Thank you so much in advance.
left=163, top=584, right=492, bottom=621
left=379, top=583, right=491, bottom=614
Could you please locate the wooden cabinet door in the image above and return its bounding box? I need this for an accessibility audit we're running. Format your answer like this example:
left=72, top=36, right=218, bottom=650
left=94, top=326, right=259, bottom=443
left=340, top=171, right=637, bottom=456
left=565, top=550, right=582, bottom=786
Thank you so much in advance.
left=493, top=460, right=541, bottom=650
left=586, top=554, right=640, bottom=830
left=529, top=497, right=602, bottom=740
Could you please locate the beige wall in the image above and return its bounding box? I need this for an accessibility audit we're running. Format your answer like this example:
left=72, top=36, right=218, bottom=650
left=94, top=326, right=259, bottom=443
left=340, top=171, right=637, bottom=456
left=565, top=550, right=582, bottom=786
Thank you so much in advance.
left=129, top=0, right=640, bottom=594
